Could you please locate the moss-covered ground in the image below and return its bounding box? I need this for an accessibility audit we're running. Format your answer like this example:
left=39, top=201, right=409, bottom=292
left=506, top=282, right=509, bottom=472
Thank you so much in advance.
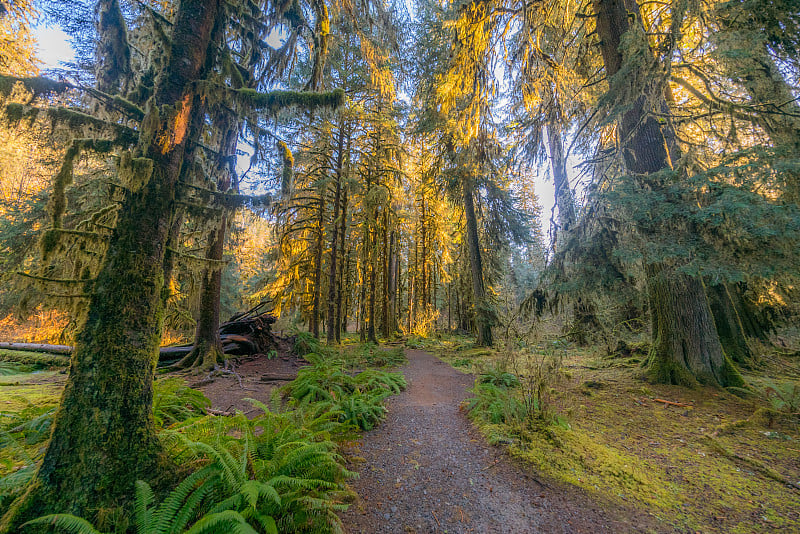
left=423, top=332, right=800, bottom=533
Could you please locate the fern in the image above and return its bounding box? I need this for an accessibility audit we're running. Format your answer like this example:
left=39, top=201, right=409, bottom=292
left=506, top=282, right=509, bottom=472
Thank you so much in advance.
left=479, top=368, right=521, bottom=388
left=183, top=510, right=259, bottom=534
left=468, top=383, right=527, bottom=425
left=337, top=391, right=389, bottom=430
left=22, top=514, right=105, bottom=534
left=0, top=361, right=35, bottom=375
left=152, top=378, right=211, bottom=428
left=760, top=380, right=800, bottom=413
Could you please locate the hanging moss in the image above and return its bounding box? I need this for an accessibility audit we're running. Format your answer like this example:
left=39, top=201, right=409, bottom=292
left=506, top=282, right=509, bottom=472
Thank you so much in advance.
left=217, top=191, right=274, bottom=209
left=110, top=95, right=145, bottom=121
left=40, top=229, right=62, bottom=258
left=118, top=151, right=155, bottom=192
left=46, top=107, right=139, bottom=144
left=94, top=0, right=132, bottom=95
left=237, top=87, right=345, bottom=114
left=277, top=140, right=294, bottom=195
left=43, top=139, right=120, bottom=261
left=50, top=144, right=80, bottom=231
left=0, top=75, right=71, bottom=99
left=2, top=102, right=38, bottom=125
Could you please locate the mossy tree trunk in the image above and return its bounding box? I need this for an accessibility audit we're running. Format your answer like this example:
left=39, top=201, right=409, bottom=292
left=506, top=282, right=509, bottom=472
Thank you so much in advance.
left=593, top=0, right=742, bottom=387
left=326, top=120, right=346, bottom=343
left=311, top=193, right=326, bottom=339
left=336, top=188, right=349, bottom=341
left=462, top=176, right=493, bottom=347
left=647, top=266, right=744, bottom=386
left=386, top=228, right=397, bottom=335
left=731, top=283, right=771, bottom=341
left=367, top=211, right=378, bottom=344
left=707, top=282, right=755, bottom=367
left=180, top=119, right=240, bottom=369
left=0, top=2, right=222, bottom=530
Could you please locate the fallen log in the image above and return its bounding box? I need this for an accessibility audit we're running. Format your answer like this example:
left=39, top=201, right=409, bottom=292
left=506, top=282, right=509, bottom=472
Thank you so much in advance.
left=0, top=304, right=279, bottom=363
left=0, top=342, right=72, bottom=354
left=260, top=373, right=296, bottom=382
left=0, top=348, right=70, bottom=366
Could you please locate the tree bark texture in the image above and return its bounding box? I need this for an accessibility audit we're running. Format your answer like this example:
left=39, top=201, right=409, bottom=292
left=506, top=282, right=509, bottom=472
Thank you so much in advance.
left=0, top=2, right=222, bottom=530
left=311, top=194, right=326, bottom=338
left=462, top=178, right=493, bottom=346
left=647, top=267, right=744, bottom=386
left=327, top=122, right=346, bottom=343
left=707, top=283, right=755, bottom=366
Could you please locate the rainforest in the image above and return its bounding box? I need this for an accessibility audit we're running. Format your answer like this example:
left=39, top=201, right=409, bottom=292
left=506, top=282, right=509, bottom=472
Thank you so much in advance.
left=0, top=0, right=798, bottom=532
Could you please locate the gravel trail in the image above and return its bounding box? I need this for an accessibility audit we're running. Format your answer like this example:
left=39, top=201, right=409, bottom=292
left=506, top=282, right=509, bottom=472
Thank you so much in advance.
left=340, top=349, right=661, bottom=533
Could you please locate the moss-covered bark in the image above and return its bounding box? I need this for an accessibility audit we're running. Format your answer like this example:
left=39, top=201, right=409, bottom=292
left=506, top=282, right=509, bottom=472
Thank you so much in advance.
left=94, top=0, right=132, bottom=96
left=707, top=282, right=755, bottom=367
left=0, top=1, right=222, bottom=530
left=463, top=176, right=493, bottom=347
left=593, top=0, right=743, bottom=388
left=326, top=121, right=346, bottom=343
left=180, top=117, right=240, bottom=370
left=178, top=212, right=228, bottom=370
left=646, top=267, right=745, bottom=387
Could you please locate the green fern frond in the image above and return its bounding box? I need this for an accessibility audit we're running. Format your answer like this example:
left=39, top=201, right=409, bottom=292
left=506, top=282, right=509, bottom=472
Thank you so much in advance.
left=183, top=510, right=258, bottom=534
left=134, top=480, right=154, bottom=534
left=21, top=514, right=106, bottom=534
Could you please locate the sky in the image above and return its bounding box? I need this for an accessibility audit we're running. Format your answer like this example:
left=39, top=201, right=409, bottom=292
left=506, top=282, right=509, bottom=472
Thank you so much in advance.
left=33, top=24, right=73, bottom=69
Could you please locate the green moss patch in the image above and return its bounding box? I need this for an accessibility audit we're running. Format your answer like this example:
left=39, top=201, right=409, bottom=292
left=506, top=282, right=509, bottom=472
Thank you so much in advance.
left=430, top=335, right=800, bottom=533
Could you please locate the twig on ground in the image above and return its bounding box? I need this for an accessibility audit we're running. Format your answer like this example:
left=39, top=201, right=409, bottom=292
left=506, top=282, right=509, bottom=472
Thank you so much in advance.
left=207, top=408, right=234, bottom=416
left=483, top=459, right=500, bottom=470
left=653, top=398, right=693, bottom=408
left=215, top=360, right=251, bottom=390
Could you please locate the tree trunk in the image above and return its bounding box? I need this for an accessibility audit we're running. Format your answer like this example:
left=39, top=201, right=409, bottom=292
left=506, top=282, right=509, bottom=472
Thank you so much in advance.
left=387, top=229, right=397, bottom=335
left=185, top=212, right=228, bottom=368
left=546, top=120, right=576, bottom=250
left=731, top=283, right=771, bottom=341
left=707, top=282, right=755, bottom=366
left=180, top=118, right=239, bottom=369
left=367, top=219, right=378, bottom=344
left=359, top=219, right=369, bottom=343
left=647, top=267, right=744, bottom=386
left=593, top=0, right=742, bottom=387
left=381, top=211, right=390, bottom=337
left=327, top=122, right=345, bottom=343
left=337, top=191, right=349, bottom=340
left=462, top=178, right=493, bottom=346
left=311, top=194, right=326, bottom=338
left=0, top=2, right=222, bottom=529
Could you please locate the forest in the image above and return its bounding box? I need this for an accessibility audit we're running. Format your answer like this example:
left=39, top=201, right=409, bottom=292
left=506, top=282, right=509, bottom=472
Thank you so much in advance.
left=0, top=0, right=798, bottom=532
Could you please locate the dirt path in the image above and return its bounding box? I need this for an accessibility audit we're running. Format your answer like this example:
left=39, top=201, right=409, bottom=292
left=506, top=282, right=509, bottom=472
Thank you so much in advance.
left=340, top=349, right=662, bottom=533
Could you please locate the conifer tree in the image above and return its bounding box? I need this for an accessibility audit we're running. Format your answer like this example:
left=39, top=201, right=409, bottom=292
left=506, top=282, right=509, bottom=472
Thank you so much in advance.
left=0, top=0, right=343, bottom=528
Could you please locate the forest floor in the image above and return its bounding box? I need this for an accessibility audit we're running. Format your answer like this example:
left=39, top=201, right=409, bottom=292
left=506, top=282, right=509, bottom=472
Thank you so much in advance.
left=421, top=332, right=800, bottom=533
left=2, top=330, right=798, bottom=533
left=338, top=348, right=661, bottom=533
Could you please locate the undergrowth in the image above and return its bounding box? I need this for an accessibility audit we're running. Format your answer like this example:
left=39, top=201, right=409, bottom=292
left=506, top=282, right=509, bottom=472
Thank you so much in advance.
left=294, top=332, right=405, bottom=369
left=429, top=328, right=800, bottom=533
left=282, top=356, right=406, bottom=430
left=4, top=341, right=406, bottom=532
